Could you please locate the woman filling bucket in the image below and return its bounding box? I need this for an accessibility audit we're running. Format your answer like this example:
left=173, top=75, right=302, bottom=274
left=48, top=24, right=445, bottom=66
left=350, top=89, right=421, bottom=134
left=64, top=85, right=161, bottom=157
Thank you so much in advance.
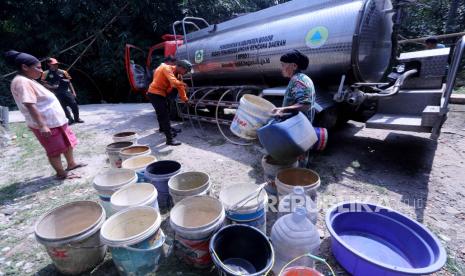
left=100, top=206, right=165, bottom=275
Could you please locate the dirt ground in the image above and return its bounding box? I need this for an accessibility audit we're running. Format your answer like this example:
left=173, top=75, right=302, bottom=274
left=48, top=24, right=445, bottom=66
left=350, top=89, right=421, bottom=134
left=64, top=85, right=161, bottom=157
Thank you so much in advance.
left=0, top=103, right=464, bottom=275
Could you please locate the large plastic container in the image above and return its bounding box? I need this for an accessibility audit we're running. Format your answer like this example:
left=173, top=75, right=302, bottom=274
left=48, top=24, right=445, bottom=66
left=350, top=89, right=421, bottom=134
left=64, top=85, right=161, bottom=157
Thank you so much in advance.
left=271, top=207, right=321, bottom=274
left=119, top=145, right=151, bottom=162
left=110, top=183, right=159, bottom=213
left=100, top=206, right=164, bottom=276
left=276, top=168, right=320, bottom=201
left=261, top=154, right=298, bottom=195
left=93, top=169, right=137, bottom=216
left=210, top=224, right=274, bottom=275
left=34, top=201, right=107, bottom=275
left=168, top=171, right=211, bottom=204
left=257, top=112, right=317, bottom=162
left=230, top=94, right=275, bottom=140
left=113, top=131, right=138, bottom=144
left=145, top=160, right=181, bottom=209
left=106, top=141, right=134, bottom=168
left=278, top=186, right=317, bottom=225
left=121, top=155, right=157, bottom=182
left=219, top=183, right=268, bottom=234
left=326, top=202, right=447, bottom=275
left=170, top=196, right=225, bottom=268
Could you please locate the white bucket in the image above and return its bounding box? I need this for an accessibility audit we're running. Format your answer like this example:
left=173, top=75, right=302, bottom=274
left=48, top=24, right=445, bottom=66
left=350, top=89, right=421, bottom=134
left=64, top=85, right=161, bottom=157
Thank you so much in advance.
left=119, top=145, right=151, bottom=162
left=276, top=168, right=320, bottom=202
left=170, top=196, right=225, bottom=268
left=106, top=141, right=134, bottom=168
left=113, top=131, right=138, bottom=144
left=121, top=155, right=157, bottom=182
left=110, top=183, right=159, bottom=213
left=93, top=169, right=137, bottom=217
left=230, top=94, right=275, bottom=140
left=34, top=201, right=107, bottom=275
left=219, top=183, right=268, bottom=234
left=261, top=155, right=298, bottom=195
left=100, top=206, right=161, bottom=247
left=168, top=172, right=211, bottom=204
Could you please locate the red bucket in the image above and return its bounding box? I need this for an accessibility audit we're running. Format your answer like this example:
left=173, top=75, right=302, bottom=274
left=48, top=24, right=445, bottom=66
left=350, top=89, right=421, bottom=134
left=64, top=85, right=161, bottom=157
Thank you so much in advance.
left=282, top=266, right=324, bottom=276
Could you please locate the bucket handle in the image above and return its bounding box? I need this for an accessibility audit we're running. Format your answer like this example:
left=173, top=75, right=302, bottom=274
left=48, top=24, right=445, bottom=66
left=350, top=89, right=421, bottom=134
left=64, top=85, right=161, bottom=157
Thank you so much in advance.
left=278, top=253, right=336, bottom=276
left=228, top=182, right=267, bottom=212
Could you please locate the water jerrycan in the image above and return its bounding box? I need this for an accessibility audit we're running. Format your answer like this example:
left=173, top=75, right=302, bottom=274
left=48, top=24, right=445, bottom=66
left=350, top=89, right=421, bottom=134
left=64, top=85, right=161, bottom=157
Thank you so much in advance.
left=257, top=112, right=317, bottom=162
left=271, top=207, right=321, bottom=274
left=278, top=186, right=317, bottom=224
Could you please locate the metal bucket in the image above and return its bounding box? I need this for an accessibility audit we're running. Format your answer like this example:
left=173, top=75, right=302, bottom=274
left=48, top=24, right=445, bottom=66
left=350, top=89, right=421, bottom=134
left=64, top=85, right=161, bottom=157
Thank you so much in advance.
left=170, top=196, right=225, bottom=268
left=34, top=201, right=107, bottom=275
left=106, top=141, right=134, bottom=168
left=230, top=94, right=275, bottom=140
left=145, top=160, right=181, bottom=209
left=100, top=206, right=164, bottom=276
left=168, top=171, right=211, bottom=204
left=220, top=183, right=268, bottom=234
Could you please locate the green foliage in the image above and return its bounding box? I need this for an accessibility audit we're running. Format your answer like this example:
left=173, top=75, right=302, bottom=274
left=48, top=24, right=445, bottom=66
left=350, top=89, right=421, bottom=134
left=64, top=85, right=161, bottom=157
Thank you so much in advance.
left=0, top=0, right=463, bottom=108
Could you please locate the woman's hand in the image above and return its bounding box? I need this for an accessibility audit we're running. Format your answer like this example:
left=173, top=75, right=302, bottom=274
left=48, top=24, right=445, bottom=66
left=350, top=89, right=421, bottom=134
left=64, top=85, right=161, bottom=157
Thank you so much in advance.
left=272, top=107, right=286, bottom=116
left=39, top=125, right=51, bottom=138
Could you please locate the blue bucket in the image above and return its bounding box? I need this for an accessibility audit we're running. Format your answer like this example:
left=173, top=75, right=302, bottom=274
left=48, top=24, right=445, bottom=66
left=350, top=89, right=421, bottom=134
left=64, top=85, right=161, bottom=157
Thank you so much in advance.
left=220, top=184, right=268, bottom=234
left=110, top=229, right=165, bottom=275
left=101, top=206, right=164, bottom=275
left=145, top=160, right=181, bottom=209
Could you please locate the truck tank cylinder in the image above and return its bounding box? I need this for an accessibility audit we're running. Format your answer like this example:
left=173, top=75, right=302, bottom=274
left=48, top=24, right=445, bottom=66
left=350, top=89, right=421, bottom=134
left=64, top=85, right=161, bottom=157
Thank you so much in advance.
left=175, top=0, right=394, bottom=85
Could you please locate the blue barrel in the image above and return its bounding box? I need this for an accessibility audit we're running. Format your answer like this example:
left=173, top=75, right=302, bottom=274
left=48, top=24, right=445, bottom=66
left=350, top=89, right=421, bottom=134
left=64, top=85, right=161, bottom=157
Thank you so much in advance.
left=145, top=160, right=181, bottom=209
left=257, top=112, right=317, bottom=162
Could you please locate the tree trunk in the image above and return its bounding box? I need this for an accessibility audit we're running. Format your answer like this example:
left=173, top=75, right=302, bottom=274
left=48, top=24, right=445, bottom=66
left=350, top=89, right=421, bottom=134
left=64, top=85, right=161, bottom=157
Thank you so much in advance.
left=445, top=0, right=460, bottom=33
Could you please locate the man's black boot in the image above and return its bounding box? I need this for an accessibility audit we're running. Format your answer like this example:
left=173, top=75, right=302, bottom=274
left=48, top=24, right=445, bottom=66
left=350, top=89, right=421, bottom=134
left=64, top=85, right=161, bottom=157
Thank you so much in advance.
left=166, top=139, right=182, bottom=146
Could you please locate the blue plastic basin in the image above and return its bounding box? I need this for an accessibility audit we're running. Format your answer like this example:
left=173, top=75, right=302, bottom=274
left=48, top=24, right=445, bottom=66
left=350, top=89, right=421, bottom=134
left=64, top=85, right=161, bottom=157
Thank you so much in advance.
left=325, top=202, right=446, bottom=275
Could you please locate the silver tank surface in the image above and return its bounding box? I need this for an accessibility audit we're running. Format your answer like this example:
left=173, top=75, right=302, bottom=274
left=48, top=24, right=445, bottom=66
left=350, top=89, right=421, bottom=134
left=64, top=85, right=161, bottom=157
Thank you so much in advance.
left=176, top=0, right=394, bottom=85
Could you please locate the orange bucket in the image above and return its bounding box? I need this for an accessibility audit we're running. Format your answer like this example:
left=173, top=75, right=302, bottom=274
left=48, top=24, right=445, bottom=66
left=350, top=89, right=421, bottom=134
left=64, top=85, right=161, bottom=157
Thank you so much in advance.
left=282, top=266, right=323, bottom=276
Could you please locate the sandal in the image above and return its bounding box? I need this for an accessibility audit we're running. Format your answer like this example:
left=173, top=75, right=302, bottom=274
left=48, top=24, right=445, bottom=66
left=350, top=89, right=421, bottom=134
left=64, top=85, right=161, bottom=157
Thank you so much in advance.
left=66, top=163, right=88, bottom=171
left=56, top=172, right=82, bottom=180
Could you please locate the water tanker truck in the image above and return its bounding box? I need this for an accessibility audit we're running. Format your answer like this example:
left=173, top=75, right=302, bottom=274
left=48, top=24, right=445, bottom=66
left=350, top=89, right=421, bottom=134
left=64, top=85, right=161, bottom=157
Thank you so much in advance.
left=125, top=0, right=464, bottom=139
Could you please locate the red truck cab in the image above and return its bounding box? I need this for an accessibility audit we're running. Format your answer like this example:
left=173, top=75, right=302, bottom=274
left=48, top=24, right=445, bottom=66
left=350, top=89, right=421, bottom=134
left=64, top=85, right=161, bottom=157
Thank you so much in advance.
left=124, top=34, right=183, bottom=93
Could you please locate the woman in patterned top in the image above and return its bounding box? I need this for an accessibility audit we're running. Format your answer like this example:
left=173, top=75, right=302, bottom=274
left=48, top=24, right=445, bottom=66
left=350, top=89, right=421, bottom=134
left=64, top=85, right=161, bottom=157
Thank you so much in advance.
left=5, top=50, right=86, bottom=179
left=272, top=50, right=315, bottom=122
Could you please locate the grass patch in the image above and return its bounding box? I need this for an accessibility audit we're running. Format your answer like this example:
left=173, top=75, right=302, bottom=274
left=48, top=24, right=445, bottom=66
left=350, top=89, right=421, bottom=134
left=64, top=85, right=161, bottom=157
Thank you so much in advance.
left=445, top=255, right=465, bottom=274
left=11, top=123, right=41, bottom=158
left=453, top=86, right=465, bottom=94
